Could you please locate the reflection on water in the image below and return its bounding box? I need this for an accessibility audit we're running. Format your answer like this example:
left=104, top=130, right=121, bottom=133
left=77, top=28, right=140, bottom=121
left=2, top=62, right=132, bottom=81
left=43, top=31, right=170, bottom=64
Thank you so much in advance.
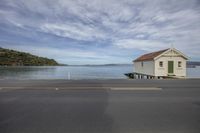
left=0, top=65, right=199, bottom=79
left=0, top=65, right=132, bottom=80
left=0, top=66, right=58, bottom=79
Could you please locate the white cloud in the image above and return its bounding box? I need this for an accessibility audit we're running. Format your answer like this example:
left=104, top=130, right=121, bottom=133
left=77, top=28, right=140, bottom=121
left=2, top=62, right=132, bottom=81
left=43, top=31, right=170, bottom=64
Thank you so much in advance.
left=40, top=22, right=106, bottom=41
left=114, top=39, right=168, bottom=51
left=0, top=0, right=200, bottom=61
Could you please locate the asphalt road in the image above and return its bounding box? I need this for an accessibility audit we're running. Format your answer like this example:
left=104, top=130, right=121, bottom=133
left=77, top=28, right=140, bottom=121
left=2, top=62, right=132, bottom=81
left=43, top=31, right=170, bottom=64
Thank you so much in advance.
left=0, top=79, right=200, bottom=133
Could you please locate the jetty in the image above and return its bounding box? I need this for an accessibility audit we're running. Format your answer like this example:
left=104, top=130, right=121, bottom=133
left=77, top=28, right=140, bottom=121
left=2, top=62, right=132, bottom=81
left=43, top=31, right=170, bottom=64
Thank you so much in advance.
left=124, top=72, right=184, bottom=79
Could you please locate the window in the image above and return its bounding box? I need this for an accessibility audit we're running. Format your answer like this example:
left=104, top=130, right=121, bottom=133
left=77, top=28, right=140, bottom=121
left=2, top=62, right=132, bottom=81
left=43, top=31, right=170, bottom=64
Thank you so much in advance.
left=178, top=61, right=182, bottom=67
left=159, top=61, right=163, bottom=67
left=141, top=62, right=143, bottom=67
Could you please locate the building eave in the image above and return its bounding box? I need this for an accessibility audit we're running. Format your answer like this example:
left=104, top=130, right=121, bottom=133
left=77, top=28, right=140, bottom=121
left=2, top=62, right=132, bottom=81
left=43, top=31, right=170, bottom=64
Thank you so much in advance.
left=154, top=48, right=189, bottom=60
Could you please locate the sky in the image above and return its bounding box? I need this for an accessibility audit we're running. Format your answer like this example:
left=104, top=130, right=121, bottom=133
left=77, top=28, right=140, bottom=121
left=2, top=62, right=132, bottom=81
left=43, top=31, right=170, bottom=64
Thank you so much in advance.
left=0, top=0, right=200, bottom=65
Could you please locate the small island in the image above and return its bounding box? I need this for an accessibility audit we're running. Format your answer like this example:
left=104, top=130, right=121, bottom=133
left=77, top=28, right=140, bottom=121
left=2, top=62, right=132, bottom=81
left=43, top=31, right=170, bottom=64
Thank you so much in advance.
left=0, top=47, right=59, bottom=66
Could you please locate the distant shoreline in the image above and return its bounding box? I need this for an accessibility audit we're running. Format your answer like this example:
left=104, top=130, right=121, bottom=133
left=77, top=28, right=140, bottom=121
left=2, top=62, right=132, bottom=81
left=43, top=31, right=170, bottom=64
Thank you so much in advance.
left=0, top=64, right=132, bottom=67
left=66, top=64, right=132, bottom=66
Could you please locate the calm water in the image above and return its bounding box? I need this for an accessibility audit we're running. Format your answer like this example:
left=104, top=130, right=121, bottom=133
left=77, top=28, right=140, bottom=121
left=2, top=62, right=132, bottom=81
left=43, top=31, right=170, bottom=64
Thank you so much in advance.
left=0, top=65, right=199, bottom=80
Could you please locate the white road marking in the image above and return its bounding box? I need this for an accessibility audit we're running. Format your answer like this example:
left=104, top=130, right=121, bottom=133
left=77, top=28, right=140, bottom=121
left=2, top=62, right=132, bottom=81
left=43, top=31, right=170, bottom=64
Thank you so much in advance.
left=0, top=86, right=162, bottom=91
left=110, top=87, right=162, bottom=91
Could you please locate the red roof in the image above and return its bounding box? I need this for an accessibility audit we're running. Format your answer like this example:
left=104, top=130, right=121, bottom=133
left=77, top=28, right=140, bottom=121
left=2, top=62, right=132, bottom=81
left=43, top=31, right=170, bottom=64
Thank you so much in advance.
left=134, top=49, right=169, bottom=62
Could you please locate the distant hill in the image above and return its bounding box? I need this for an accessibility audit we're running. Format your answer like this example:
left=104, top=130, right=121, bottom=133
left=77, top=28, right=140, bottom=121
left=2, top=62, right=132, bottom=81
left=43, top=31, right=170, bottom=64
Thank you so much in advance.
left=187, top=61, right=200, bottom=68
left=68, top=64, right=131, bottom=66
left=187, top=61, right=200, bottom=66
left=0, top=47, right=59, bottom=66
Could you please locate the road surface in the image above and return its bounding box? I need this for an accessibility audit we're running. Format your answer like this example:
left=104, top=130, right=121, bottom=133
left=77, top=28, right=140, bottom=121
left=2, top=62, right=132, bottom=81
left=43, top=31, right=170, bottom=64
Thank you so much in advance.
left=0, top=79, right=200, bottom=133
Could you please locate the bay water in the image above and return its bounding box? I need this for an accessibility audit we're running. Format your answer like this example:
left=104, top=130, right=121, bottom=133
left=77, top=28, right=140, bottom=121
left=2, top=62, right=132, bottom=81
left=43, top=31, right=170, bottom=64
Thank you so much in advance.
left=0, top=65, right=199, bottom=80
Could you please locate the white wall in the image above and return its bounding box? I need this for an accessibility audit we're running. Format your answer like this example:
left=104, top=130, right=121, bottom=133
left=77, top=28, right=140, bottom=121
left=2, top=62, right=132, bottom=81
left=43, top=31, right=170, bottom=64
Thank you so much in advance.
left=134, top=61, right=154, bottom=75
left=155, top=56, right=186, bottom=77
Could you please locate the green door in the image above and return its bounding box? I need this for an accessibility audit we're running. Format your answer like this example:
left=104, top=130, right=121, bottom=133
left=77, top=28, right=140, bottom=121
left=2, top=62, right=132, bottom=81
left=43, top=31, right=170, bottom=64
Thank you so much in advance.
left=168, top=61, right=174, bottom=74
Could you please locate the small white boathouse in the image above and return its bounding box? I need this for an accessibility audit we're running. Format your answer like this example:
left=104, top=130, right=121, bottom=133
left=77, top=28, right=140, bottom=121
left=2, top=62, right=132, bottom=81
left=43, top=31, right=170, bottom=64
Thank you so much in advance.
left=133, top=48, right=189, bottom=78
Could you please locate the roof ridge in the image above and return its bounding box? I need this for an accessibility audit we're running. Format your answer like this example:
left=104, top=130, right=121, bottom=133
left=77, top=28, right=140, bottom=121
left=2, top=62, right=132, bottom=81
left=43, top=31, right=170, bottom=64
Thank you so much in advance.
left=134, top=48, right=169, bottom=62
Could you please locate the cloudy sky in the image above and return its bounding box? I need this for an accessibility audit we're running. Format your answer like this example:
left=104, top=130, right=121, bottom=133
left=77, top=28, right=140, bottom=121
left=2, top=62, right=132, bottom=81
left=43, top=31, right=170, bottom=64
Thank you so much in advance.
left=0, top=0, right=200, bottom=64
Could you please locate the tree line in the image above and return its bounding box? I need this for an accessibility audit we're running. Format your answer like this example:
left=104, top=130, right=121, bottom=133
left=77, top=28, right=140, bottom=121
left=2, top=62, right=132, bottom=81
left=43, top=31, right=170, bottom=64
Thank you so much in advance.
left=0, top=47, right=59, bottom=66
